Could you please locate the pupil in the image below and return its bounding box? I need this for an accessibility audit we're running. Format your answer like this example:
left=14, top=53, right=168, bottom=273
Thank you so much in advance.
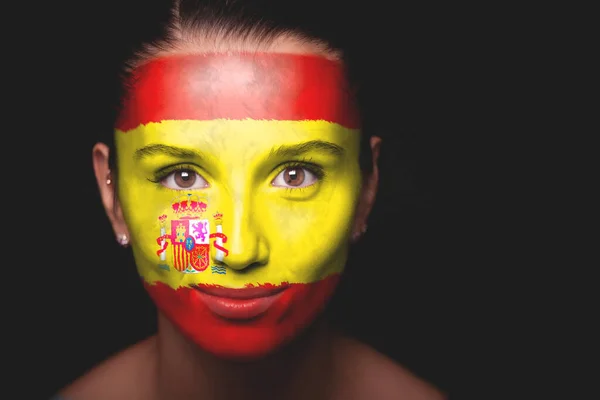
left=285, top=168, right=304, bottom=186
left=175, top=170, right=196, bottom=188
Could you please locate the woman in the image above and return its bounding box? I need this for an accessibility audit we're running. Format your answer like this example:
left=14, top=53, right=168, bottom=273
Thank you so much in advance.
left=57, top=0, right=446, bottom=398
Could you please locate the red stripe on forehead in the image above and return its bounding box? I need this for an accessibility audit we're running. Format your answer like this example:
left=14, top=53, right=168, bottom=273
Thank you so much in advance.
left=116, top=53, right=360, bottom=131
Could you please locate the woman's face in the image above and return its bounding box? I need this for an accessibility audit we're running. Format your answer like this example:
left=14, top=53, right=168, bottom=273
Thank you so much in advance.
left=114, top=52, right=363, bottom=359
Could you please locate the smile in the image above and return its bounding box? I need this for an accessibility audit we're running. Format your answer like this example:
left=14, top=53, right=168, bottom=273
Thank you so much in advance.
left=193, top=284, right=289, bottom=320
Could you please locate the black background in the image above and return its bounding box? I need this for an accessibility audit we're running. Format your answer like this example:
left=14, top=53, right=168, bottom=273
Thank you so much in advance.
left=11, top=1, right=534, bottom=398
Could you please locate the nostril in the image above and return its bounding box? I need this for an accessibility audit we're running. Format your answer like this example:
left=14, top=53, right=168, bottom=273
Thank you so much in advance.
left=216, top=260, right=265, bottom=273
left=234, top=261, right=264, bottom=273
left=246, top=261, right=264, bottom=270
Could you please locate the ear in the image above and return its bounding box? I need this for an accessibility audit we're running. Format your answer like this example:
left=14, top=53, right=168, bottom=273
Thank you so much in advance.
left=351, top=136, right=382, bottom=242
left=92, top=143, right=130, bottom=243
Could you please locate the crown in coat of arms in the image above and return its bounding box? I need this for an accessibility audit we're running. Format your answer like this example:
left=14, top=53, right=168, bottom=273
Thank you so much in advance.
left=171, top=193, right=208, bottom=218
left=213, top=212, right=223, bottom=225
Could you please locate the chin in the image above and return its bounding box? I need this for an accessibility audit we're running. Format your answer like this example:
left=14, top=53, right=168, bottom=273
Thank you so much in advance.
left=144, top=274, right=340, bottom=360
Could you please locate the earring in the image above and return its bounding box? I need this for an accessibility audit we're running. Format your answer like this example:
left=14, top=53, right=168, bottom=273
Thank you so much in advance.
left=106, top=170, right=112, bottom=185
left=117, top=233, right=129, bottom=247
left=351, top=224, right=368, bottom=243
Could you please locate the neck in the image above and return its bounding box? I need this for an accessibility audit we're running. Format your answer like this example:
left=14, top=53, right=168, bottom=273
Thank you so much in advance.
left=155, top=312, right=336, bottom=400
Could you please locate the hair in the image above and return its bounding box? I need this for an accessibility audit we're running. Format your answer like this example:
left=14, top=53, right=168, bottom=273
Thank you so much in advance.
left=103, top=0, right=375, bottom=177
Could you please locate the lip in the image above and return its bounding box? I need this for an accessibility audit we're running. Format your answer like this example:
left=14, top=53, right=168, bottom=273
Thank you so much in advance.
left=193, top=285, right=288, bottom=320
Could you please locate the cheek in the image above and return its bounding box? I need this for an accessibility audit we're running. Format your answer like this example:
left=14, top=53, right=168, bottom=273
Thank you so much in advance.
left=120, top=188, right=224, bottom=287
left=258, top=183, right=359, bottom=274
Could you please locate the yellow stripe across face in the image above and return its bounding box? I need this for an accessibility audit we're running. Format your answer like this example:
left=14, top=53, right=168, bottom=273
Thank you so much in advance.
left=115, top=119, right=362, bottom=289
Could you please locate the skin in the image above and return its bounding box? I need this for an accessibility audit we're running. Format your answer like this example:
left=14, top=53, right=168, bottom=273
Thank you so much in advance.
left=113, top=52, right=363, bottom=359
left=62, top=35, right=446, bottom=399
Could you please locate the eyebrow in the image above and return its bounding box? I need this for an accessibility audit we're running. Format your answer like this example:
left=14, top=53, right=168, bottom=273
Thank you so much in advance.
left=134, top=140, right=344, bottom=162
left=268, top=140, right=345, bottom=159
left=134, top=144, right=203, bottom=161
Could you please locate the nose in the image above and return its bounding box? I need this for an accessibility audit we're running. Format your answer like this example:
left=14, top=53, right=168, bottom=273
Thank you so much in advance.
left=211, top=198, right=269, bottom=271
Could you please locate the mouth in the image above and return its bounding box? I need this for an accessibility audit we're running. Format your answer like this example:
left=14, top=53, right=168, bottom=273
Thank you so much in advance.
left=193, top=284, right=289, bottom=320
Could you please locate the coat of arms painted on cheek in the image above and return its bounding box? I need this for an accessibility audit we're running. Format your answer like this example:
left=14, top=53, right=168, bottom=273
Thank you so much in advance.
left=156, top=194, right=229, bottom=274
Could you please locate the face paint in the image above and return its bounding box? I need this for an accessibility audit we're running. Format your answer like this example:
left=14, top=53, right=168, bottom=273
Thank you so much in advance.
left=115, top=53, right=362, bottom=359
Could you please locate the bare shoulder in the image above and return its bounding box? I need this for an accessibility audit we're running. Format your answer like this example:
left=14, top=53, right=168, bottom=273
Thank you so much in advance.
left=332, top=335, right=447, bottom=400
left=58, top=336, right=158, bottom=400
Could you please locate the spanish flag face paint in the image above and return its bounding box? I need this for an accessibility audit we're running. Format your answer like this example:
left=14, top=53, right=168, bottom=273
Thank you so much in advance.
left=115, top=53, right=362, bottom=359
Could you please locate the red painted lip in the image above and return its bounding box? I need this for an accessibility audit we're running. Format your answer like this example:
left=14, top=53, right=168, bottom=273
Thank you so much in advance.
left=193, top=285, right=289, bottom=320
left=194, top=285, right=288, bottom=299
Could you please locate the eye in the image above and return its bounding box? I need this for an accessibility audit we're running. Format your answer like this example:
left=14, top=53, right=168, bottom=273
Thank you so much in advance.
left=272, top=166, right=318, bottom=188
left=161, top=169, right=209, bottom=190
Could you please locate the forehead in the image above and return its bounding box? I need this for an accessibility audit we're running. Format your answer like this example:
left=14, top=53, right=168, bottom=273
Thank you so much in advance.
left=116, top=53, right=360, bottom=132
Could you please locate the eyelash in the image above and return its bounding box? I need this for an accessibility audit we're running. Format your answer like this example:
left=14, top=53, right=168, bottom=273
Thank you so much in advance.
left=278, top=160, right=324, bottom=177
left=146, top=160, right=326, bottom=188
left=147, top=164, right=200, bottom=184
left=275, top=160, right=325, bottom=192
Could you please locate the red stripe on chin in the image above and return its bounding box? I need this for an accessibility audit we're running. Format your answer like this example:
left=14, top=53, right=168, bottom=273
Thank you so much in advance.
left=143, top=274, right=340, bottom=359
left=116, top=53, right=360, bottom=131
